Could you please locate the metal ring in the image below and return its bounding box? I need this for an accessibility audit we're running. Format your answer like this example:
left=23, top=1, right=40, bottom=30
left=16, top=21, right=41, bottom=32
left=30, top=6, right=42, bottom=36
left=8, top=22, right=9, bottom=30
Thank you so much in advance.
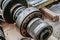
left=13, top=6, right=26, bottom=20
left=16, top=7, right=39, bottom=28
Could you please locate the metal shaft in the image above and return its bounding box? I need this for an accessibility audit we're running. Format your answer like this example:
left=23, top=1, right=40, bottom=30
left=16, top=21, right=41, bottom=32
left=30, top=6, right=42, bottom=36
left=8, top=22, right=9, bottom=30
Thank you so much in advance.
left=0, top=0, right=53, bottom=40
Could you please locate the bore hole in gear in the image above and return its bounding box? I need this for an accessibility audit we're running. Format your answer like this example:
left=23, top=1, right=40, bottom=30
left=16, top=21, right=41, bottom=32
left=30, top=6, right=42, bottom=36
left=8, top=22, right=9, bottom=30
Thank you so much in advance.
left=43, top=32, right=49, bottom=39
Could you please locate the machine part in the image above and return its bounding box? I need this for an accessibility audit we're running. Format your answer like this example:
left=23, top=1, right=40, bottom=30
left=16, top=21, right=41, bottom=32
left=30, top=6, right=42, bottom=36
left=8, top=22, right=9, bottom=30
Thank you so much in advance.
left=27, top=18, right=53, bottom=40
left=40, top=7, right=59, bottom=22
left=1, top=0, right=53, bottom=40
left=0, top=25, right=5, bottom=40
left=15, top=7, right=42, bottom=37
left=0, top=17, right=5, bottom=40
left=0, top=0, right=58, bottom=23
left=0, top=15, right=4, bottom=24
left=14, top=6, right=53, bottom=39
left=26, top=0, right=58, bottom=9
left=0, top=0, right=27, bottom=23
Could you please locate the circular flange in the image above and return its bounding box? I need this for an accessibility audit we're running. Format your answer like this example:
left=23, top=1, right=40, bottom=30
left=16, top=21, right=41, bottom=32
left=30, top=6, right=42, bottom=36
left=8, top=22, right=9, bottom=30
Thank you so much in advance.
left=16, top=7, right=43, bottom=37
left=20, top=11, right=42, bottom=37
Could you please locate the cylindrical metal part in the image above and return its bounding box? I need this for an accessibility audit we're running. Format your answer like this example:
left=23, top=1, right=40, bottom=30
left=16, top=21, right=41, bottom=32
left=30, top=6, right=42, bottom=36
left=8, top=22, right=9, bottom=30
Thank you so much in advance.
left=1, top=0, right=27, bottom=23
left=15, top=7, right=42, bottom=37
left=13, top=5, right=53, bottom=40
left=0, top=17, right=5, bottom=40
left=0, top=0, right=53, bottom=40
left=16, top=7, right=42, bottom=28
left=40, top=7, right=59, bottom=22
left=1, top=0, right=27, bottom=9
left=13, top=5, right=26, bottom=21
left=27, top=18, right=53, bottom=40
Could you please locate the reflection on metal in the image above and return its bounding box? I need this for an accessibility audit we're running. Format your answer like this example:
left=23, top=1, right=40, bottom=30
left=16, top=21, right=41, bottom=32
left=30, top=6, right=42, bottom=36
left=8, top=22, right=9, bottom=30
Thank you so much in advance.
left=27, top=18, right=53, bottom=40
left=0, top=0, right=53, bottom=40
left=0, top=17, right=5, bottom=40
left=0, top=26, right=5, bottom=40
